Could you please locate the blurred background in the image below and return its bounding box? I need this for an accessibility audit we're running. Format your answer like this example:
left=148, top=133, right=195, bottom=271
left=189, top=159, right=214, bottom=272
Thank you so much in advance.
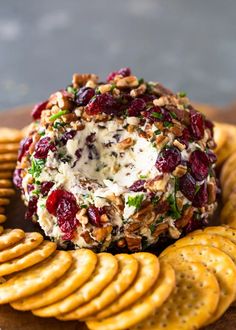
left=0, top=0, right=235, bottom=110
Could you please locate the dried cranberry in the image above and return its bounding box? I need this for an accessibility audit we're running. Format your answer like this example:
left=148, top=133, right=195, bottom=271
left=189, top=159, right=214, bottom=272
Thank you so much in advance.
left=86, top=93, right=118, bottom=115
left=184, top=215, right=202, bottom=233
left=178, top=128, right=191, bottom=147
left=106, top=67, right=131, bottom=82
left=18, top=137, right=33, bottom=161
left=129, top=180, right=146, bottom=192
left=138, top=94, right=156, bottom=103
left=179, top=173, right=196, bottom=201
left=41, top=181, right=54, bottom=196
left=156, top=148, right=181, bottom=173
left=206, top=150, right=217, bottom=164
left=31, top=100, right=48, bottom=120
left=87, top=205, right=103, bottom=227
left=86, top=133, right=96, bottom=144
left=193, top=182, right=208, bottom=207
left=25, top=196, right=38, bottom=221
left=46, top=190, right=64, bottom=216
left=75, top=148, right=83, bottom=160
left=128, top=98, right=146, bottom=116
left=190, top=110, right=204, bottom=140
left=13, top=168, right=23, bottom=189
left=189, top=150, right=209, bottom=181
left=144, top=106, right=172, bottom=123
left=75, top=87, right=95, bottom=106
left=60, top=130, right=77, bottom=145
left=27, top=184, right=35, bottom=193
left=34, top=137, right=56, bottom=159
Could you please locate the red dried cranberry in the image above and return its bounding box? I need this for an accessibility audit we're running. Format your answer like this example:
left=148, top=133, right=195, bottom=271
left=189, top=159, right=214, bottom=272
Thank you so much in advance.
left=34, top=137, right=56, bottom=159
left=144, top=106, right=172, bottom=123
left=129, top=180, right=146, bottom=192
left=189, top=150, right=209, bottom=181
left=86, top=132, right=96, bottom=144
left=46, top=190, right=64, bottom=216
left=41, top=181, right=54, bottom=196
left=75, top=148, right=83, bottom=160
left=106, top=67, right=131, bottom=82
left=18, top=137, right=33, bottom=161
left=25, top=196, right=38, bottom=221
left=138, top=94, right=156, bottom=103
left=75, top=87, right=95, bottom=106
left=27, top=184, right=35, bottom=193
left=156, top=148, right=181, bottom=173
left=190, top=110, right=204, bottom=140
left=206, top=150, right=217, bottom=164
left=31, top=100, right=48, bottom=120
left=193, top=182, right=208, bottom=207
left=13, top=168, right=23, bottom=189
left=86, top=93, right=118, bottom=115
left=60, top=130, right=77, bottom=145
left=178, top=128, right=191, bottom=147
left=87, top=205, right=103, bottom=227
left=128, top=98, right=146, bottom=116
left=179, top=173, right=196, bottom=201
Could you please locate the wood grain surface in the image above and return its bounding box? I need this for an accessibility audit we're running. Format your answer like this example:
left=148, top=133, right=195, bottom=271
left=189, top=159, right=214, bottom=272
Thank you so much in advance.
left=0, top=104, right=236, bottom=330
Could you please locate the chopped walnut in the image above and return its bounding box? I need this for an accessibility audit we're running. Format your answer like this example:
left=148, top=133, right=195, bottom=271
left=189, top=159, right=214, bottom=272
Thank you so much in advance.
left=118, top=137, right=135, bottom=150
left=130, top=83, right=147, bottom=97
left=62, top=113, right=78, bottom=123
left=93, top=225, right=112, bottom=242
left=173, top=139, right=186, bottom=151
left=72, top=73, right=98, bottom=88
left=172, top=164, right=187, bottom=177
left=155, top=135, right=169, bottom=149
left=76, top=208, right=88, bottom=225
left=98, top=84, right=112, bottom=94
left=145, top=174, right=169, bottom=192
left=116, top=76, right=139, bottom=88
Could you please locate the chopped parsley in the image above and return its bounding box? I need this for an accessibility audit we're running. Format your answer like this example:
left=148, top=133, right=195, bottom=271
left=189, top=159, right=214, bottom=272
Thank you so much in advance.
left=170, top=111, right=177, bottom=119
left=151, top=195, right=160, bottom=206
left=163, top=121, right=173, bottom=128
left=53, top=121, right=66, bottom=129
left=49, top=110, right=69, bottom=122
left=110, top=83, right=116, bottom=92
left=195, top=184, right=201, bottom=194
left=67, top=86, right=78, bottom=95
left=152, top=112, right=163, bottom=120
left=149, top=223, right=156, bottom=234
left=167, top=194, right=181, bottom=220
left=138, top=78, right=144, bottom=84
left=32, top=189, right=40, bottom=196
left=140, top=174, right=148, bottom=179
left=81, top=204, right=88, bottom=209
left=154, top=129, right=161, bottom=135
left=127, top=194, right=144, bottom=211
left=38, top=130, right=45, bottom=136
left=178, top=91, right=187, bottom=98
left=28, top=158, right=46, bottom=178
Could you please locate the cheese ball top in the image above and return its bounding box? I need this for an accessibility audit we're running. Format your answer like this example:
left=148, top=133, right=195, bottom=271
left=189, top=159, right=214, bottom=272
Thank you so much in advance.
left=14, top=68, right=217, bottom=252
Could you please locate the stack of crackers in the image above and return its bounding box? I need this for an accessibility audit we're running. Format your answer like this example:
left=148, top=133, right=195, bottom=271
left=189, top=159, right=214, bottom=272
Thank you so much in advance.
left=0, top=124, right=236, bottom=330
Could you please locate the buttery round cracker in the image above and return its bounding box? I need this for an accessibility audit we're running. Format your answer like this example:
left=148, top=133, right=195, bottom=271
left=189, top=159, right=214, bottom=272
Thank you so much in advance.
left=12, top=249, right=97, bottom=311
left=0, top=172, right=13, bottom=179
left=221, top=151, right=236, bottom=183
left=161, top=245, right=236, bottom=325
left=0, top=179, right=13, bottom=188
left=0, top=240, right=56, bottom=276
left=0, top=229, right=25, bottom=251
left=0, top=188, right=15, bottom=197
left=86, top=262, right=175, bottom=330
left=191, top=226, right=236, bottom=244
left=0, top=143, right=20, bottom=154
left=0, top=162, right=16, bottom=171
left=0, top=214, right=6, bottom=223
left=0, top=250, right=72, bottom=304
left=33, top=253, right=118, bottom=318
left=0, top=232, right=43, bottom=263
left=131, top=262, right=220, bottom=330
left=215, top=123, right=236, bottom=166
left=221, top=193, right=236, bottom=223
left=0, top=198, right=10, bottom=206
left=0, top=128, right=23, bottom=143
left=0, top=207, right=5, bottom=214
left=222, top=170, right=236, bottom=202
left=160, top=233, right=236, bottom=265
left=94, top=252, right=160, bottom=320
left=224, top=216, right=236, bottom=228
left=58, top=254, right=139, bottom=321
left=214, top=122, right=228, bottom=154
left=0, top=226, right=3, bottom=235
left=0, top=153, right=17, bottom=163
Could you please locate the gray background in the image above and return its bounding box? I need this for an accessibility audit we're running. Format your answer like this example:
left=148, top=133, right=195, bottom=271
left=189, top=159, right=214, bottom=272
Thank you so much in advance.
left=0, top=0, right=236, bottom=110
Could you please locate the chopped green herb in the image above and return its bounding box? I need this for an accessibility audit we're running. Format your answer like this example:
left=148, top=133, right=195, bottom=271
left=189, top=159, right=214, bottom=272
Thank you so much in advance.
left=138, top=78, right=144, bottom=84
left=110, top=83, right=116, bottom=92
left=163, top=121, right=173, bottom=128
left=150, top=223, right=156, bottom=234
left=154, top=129, right=161, bottom=135
left=39, top=130, right=45, bottom=136
left=53, top=121, right=66, bottom=129
left=140, top=174, right=148, bottom=179
left=195, top=184, right=201, bottom=194
left=152, top=112, right=163, bottom=120
left=167, top=194, right=181, bottom=220
left=178, top=91, right=187, bottom=98
left=151, top=195, right=160, bottom=206
left=157, top=215, right=165, bottom=223
left=40, top=204, right=45, bottom=209
left=28, top=158, right=46, bottom=178
left=32, top=189, right=40, bottom=196
left=67, top=86, right=78, bottom=95
left=49, top=110, right=69, bottom=122
left=81, top=204, right=88, bottom=209
left=127, top=194, right=144, bottom=211
left=95, top=87, right=101, bottom=95
left=170, top=111, right=177, bottom=119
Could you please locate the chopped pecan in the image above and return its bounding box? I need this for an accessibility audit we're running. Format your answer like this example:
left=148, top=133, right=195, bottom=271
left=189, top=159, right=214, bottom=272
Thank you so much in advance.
left=152, top=223, right=168, bottom=239
left=130, top=83, right=147, bottom=97
left=132, top=203, right=156, bottom=225
left=124, top=221, right=142, bottom=233
left=153, top=95, right=179, bottom=107
left=116, top=76, right=139, bottom=88
left=62, top=113, right=78, bottom=123
left=72, top=73, right=98, bottom=88
left=145, top=174, right=169, bottom=192
left=168, top=225, right=181, bottom=239
left=118, top=138, right=135, bottom=150
left=172, top=164, right=187, bottom=177
left=106, top=194, right=124, bottom=211
left=98, top=84, right=112, bottom=94
left=155, top=199, right=170, bottom=214
left=175, top=206, right=194, bottom=229
left=170, top=123, right=183, bottom=137
left=93, top=225, right=112, bottom=242
left=85, top=80, right=97, bottom=89
left=127, top=125, right=135, bottom=133
left=173, top=139, right=186, bottom=151
left=81, top=231, right=93, bottom=244
left=116, top=238, right=126, bottom=248
left=155, top=135, right=169, bottom=149
left=76, top=208, right=88, bottom=225
left=150, top=83, right=173, bottom=96
left=207, top=179, right=217, bottom=204
left=125, top=234, right=142, bottom=251
left=100, top=214, right=109, bottom=223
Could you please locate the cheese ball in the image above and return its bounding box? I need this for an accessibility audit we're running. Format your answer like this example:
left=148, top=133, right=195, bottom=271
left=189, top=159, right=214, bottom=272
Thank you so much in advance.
left=14, top=68, right=217, bottom=252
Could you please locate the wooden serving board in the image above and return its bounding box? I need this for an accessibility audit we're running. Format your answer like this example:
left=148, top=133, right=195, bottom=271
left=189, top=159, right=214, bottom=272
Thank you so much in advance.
left=0, top=104, right=236, bottom=330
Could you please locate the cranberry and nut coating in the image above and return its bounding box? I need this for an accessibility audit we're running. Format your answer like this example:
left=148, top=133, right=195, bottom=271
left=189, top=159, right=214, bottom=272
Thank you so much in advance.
left=14, top=68, right=217, bottom=252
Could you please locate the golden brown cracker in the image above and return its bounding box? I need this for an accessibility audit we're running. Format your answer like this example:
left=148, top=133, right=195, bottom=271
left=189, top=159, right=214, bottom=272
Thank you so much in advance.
left=0, top=179, right=13, bottom=188
left=0, top=153, right=17, bottom=163
left=221, top=151, right=236, bottom=184
left=0, top=163, right=17, bottom=171
left=0, top=198, right=10, bottom=206
left=0, top=172, right=13, bottom=179
left=0, top=229, right=25, bottom=250
left=0, top=214, right=7, bottom=223
left=0, top=128, right=23, bottom=143
left=0, top=188, right=15, bottom=197
left=0, top=143, right=19, bottom=154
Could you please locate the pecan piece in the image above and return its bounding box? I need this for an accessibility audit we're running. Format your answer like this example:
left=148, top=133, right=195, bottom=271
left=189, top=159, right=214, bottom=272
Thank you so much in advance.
left=207, top=179, right=217, bottom=204
left=172, top=164, right=187, bottom=177
left=175, top=207, right=194, bottom=229
left=72, top=73, right=98, bottom=88
left=116, top=76, right=139, bottom=88
left=118, top=138, right=135, bottom=150
left=152, top=223, right=168, bottom=239
left=145, top=174, right=169, bottom=192
left=130, top=83, right=147, bottom=97
left=125, top=234, right=142, bottom=251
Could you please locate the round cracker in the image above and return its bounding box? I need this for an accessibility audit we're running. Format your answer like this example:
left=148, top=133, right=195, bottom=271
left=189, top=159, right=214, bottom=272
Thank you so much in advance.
left=221, top=194, right=236, bottom=223
left=0, top=232, right=43, bottom=263
left=225, top=216, right=236, bottom=228
left=12, top=249, right=97, bottom=311
left=0, top=128, right=23, bottom=143
left=0, top=179, right=13, bottom=188
left=0, top=188, right=15, bottom=197
left=0, top=214, right=6, bottom=223
left=191, top=226, right=236, bottom=244
left=95, top=252, right=160, bottom=320
left=0, top=207, right=5, bottom=214
left=0, top=163, right=16, bottom=171
left=0, top=198, right=10, bottom=206
left=33, top=253, right=118, bottom=317
left=0, top=250, right=72, bottom=304
left=0, top=240, right=56, bottom=276
left=0, top=226, right=3, bottom=235
left=161, top=245, right=236, bottom=325
left=131, top=262, right=220, bottom=330
left=0, top=229, right=25, bottom=250
left=58, top=254, right=139, bottom=321
left=0, top=143, right=19, bottom=154
left=0, top=172, right=13, bottom=179
left=221, top=151, right=236, bottom=183
left=160, top=233, right=236, bottom=265
left=86, top=262, right=175, bottom=330
left=215, top=123, right=236, bottom=166
left=0, top=153, right=17, bottom=163
left=222, top=170, right=236, bottom=202
left=213, top=122, right=228, bottom=154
